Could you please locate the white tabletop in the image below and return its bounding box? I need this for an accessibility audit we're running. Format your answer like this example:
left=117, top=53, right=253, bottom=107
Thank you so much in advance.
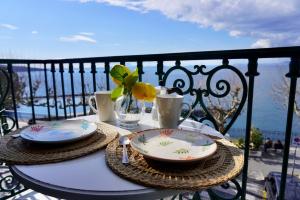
left=10, top=114, right=224, bottom=200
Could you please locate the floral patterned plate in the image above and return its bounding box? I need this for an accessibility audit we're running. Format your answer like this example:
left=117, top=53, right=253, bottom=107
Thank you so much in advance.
left=20, top=120, right=97, bottom=144
left=130, top=129, right=217, bottom=162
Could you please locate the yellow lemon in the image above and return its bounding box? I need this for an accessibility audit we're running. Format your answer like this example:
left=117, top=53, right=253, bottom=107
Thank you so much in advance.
left=144, top=83, right=156, bottom=102
left=132, top=82, right=156, bottom=102
left=132, top=82, right=145, bottom=100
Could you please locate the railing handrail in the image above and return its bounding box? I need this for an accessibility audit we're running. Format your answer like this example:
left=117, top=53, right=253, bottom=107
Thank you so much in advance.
left=0, top=46, right=300, bottom=64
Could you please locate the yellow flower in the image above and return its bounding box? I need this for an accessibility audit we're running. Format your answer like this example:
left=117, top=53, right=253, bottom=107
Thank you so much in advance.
left=110, top=64, right=155, bottom=101
left=132, top=82, right=156, bottom=102
left=144, top=83, right=156, bottom=102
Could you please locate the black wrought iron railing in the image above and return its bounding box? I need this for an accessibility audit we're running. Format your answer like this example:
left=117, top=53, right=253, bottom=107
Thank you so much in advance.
left=0, top=46, right=300, bottom=199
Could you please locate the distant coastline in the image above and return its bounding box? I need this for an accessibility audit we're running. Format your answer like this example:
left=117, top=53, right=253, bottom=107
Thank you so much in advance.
left=0, top=65, right=45, bottom=72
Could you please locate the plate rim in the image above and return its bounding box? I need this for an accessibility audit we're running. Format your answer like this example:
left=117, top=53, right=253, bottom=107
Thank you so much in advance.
left=20, top=120, right=97, bottom=144
left=130, top=128, right=217, bottom=163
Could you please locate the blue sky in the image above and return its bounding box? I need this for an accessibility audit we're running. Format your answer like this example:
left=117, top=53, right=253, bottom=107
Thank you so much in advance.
left=0, top=0, right=299, bottom=59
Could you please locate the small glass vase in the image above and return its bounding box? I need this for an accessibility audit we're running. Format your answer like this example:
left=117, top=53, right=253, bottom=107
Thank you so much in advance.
left=115, top=93, right=143, bottom=129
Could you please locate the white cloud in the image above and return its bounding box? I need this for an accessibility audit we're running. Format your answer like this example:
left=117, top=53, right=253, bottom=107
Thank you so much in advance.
left=59, top=34, right=97, bottom=43
left=79, top=32, right=94, bottom=36
left=251, top=39, right=271, bottom=48
left=0, top=23, right=18, bottom=30
left=79, top=0, right=143, bottom=11
left=78, top=0, right=300, bottom=47
left=32, top=30, right=38, bottom=34
left=229, top=30, right=242, bottom=37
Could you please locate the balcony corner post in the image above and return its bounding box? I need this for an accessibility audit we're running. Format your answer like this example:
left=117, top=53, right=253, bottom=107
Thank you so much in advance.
left=279, top=56, right=300, bottom=200
left=245, top=57, right=259, bottom=77
left=241, top=57, right=259, bottom=200
left=286, top=57, right=300, bottom=78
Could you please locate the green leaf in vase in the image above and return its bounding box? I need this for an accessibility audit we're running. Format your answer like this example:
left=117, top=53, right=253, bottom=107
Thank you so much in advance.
left=124, top=69, right=138, bottom=91
left=123, top=87, right=128, bottom=95
left=110, top=65, right=130, bottom=83
left=111, top=86, right=124, bottom=101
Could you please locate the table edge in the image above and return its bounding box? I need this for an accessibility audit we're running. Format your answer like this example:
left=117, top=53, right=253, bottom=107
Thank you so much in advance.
left=10, top=166, right=181, bottom=200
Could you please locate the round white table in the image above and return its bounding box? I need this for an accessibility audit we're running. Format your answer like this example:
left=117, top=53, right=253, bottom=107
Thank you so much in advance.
left=10, top=114, right=224, bottom=200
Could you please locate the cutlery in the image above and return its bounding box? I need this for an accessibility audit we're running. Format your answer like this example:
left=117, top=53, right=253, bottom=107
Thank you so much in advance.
left=119, top=136, right=130, bottom=164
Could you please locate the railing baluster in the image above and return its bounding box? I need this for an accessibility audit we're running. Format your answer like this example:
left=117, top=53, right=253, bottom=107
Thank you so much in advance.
left=137, top=60, right=144, bottom=81
left=279, top=57, right=300, bottom=200
left=27, top=63, right=36, bottom=124
left=241, top=58, right=259, bottom=199
left=7, top=63, right=19, bottom=128
left=69, top=63, right=76, bottom=117
left=59, top=62, right=67, bottom=119
left=79, top=62, right=86, bottom=115
left=91, top=62, right=97, bottom=92
left=104, top=61, right=110, bottom=90
left=51, top=63, right=58, bottom=120
left=44, top=63, right=51, bottom=120
left=156, top=60, right=164, bottom=86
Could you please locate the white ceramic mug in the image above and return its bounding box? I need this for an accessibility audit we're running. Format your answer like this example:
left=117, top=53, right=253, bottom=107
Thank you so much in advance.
left=88, top=91, right=116, bottom=122
left=156, top=94, right=192, bottom=128
left=151, top=86, right=167, bottom=121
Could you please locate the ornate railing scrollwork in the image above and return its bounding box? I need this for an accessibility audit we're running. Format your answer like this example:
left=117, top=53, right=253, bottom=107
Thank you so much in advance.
left=161, top=59, right=247, bottom=135
left=0, top=174, right=22, bottom=192
left=161, top=59, right=246, bottom=200
left=207, top=179, right=242, bottom=200
left=0, top=68, right=16, bottom=135
left=0, top=68, right=9, bottom=103
left=0, top=109, right=16, bottom=135
left=0, top=68, right=27, bottom=199
left=162, top=60, right=197, bottom=95
left=0, top=69, right=9, bottom=107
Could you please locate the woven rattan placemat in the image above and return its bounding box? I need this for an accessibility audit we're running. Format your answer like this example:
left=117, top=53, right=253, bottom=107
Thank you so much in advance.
left=106, top=135, right=244, bottom=190
left=0, top=122, right=118, bottom=165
